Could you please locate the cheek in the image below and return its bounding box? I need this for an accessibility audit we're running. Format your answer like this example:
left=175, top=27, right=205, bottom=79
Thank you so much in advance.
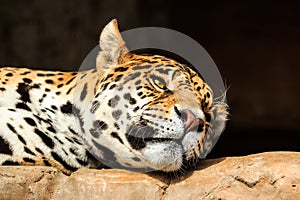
left=143, top=101, right=185, bottom=138
left=146, top=114, right=184, bottom=138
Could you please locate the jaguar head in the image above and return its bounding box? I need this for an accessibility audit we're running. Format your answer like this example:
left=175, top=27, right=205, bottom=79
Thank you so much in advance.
left=82, top=19, right=228, bottom=172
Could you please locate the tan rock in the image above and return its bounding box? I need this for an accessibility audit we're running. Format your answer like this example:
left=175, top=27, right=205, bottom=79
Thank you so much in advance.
left=166, top=152, right=300, bottom=200
left=54, top=169, right=167, bottom=200
left=0, top=152, right=299, bottom=200
left=0, top=166, right=66, bottom=200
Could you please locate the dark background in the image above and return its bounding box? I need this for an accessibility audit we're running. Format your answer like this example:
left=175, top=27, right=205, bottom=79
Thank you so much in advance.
left=0, top=0, right=299, bottom=158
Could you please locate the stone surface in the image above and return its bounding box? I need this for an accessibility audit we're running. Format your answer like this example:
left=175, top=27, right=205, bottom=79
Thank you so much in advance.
left=0, top=152, right=299, bottom=200
left=54, top=169, right=167, bottom=200
left=166, top=152, right=300, bottom=200
left=0, top=167, right=66, bottom=200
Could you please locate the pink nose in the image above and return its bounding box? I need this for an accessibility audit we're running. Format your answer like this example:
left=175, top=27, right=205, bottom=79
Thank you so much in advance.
left=180, top=109, right=204, bottom=133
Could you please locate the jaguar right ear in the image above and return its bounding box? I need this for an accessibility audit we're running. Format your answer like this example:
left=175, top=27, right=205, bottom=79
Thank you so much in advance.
left=96, top=19, right=129, bottom=72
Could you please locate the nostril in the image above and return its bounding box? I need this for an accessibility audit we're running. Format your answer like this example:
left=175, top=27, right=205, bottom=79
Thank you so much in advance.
left=181, top=111, right=188, bottom=122
left=174, top=106, right=182, bottom=118
left=174, top=107, right=189, bottom=122
left=186, top=118, right=205, bottom=133
left=180, top=109, right=196, bottom=122
left=174, top=107, right=205, bottom=133
left=174, top=107, right=195, bottom=122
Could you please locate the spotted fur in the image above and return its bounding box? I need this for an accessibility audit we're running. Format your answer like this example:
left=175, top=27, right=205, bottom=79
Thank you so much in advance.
left=0, top=20, right=228, bottom=174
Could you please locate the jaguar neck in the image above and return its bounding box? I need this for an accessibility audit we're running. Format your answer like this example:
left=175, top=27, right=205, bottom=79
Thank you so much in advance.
left=62, top=68, right=101, bottom=113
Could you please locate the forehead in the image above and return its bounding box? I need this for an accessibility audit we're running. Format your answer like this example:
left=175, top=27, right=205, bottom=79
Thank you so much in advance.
left=109, top=53, right=205, bottom=87
left=129, top=54, right=191, bottom=76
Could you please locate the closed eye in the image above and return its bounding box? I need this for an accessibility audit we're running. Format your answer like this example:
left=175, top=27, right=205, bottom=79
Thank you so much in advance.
left=154, top=79, right=166, bottom=90
left=150, top=75, right=169, bottom=91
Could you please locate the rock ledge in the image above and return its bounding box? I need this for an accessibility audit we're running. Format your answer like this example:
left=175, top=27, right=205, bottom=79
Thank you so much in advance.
left=0, top=152, right=299, bottom=200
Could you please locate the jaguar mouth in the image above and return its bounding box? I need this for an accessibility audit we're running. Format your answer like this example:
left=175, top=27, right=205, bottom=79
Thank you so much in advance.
left=125, top=125, right=182, bottom=150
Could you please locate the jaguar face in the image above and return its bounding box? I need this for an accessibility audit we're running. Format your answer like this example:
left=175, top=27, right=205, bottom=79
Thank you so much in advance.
left=80, top=19, right=227, bottom=172
left=121, top=59, right=211, bottom=172
left=82, top=55, right=215, bottom=172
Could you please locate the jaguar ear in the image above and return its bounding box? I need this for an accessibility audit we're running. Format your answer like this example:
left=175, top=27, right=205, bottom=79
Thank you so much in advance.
left=96, top=19, right=129, bottom=71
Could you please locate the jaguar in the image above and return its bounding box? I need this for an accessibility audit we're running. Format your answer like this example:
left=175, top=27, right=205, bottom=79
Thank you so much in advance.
left=0, top=19, right=228, bottom=174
